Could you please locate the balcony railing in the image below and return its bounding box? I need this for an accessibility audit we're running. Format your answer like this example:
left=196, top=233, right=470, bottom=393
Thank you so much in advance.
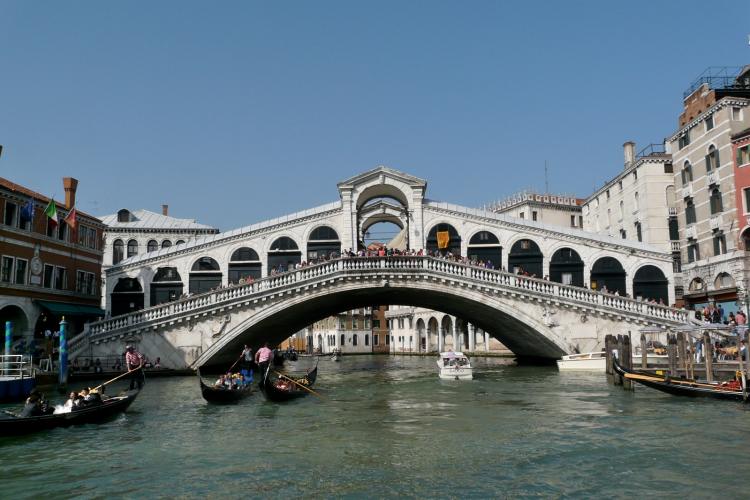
left=707, top=171, right=719, bottom=186
left=636, top=143, right=667, bottom=158
left=710, top=214, right=722, bottom=230
left=685, top=225, right=697, bottom=240
left=671, top=241, right=681, bottom=252
left=682, top=183, right=693, bottom=198
left=668, top=207, right=678, bottom=216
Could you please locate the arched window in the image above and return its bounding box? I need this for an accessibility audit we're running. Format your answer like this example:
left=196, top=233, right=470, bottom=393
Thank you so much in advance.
left=706, top=145, right=719, bottom=172
left=590, top=257, right=626, bottom=295
left=710, top=188, right=723, bottom=214
left=340, top=333, right=345, bottom=346
left=113, top=239, right=124, bottom=264
left=127, top=239, right=138, bottom=258
left=307, top=226, right=341, bottom=261
left=619, top=200, right=624, bottom=218
left=176, top=240, right=185, bottom=245
left=353, top=334, right=358, bottom=346
left=147, top=240, right=158, bottom=252
left=508, top=239, right=543, bottom=277
left=681, top=162, right=693, bottom=185
left=633, top=265, right=668, bottom=304
left=110, top=278, right=144, bottom=316
left=685, top=199, right=696, bottom=225
left=117, top=209, right=131, bottom=223
left=268, top=237, right=301, bottom=272
left=161, top=240, right=172, bottom=249
left=467, top=231, right=502, bottom=268
left=426, top=223, right=461, bottom=256
left=549, top=248, right=583, bottom=286
left=189, top=257, right=222, bottom=293
left=229, top=247, right=262, bottom=283
left=634, top=192, right=639, bottom=212
left=150, top=267, right=183, bottom=305
left=365, top=334, right=369, bottom=346
left=715, top=272, right=735, bottom=289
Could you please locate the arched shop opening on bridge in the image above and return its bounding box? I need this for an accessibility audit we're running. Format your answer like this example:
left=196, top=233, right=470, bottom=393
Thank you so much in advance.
left=228, top=247, right=262, bottom=283
left=110, top=277, right=144, bottom=316
left=268, top=237, right=301, bottom=272
left=363, top=221, right=403, bottom=249
left=632, top=265, right=669, bottom=304
left=549, top=248, right=584, bottom=287
left=467, top=231, right=502, bottom=268
left=307, top=226, right=341, bottom=260
left=189, top=257, right=222, bottom=294
left=590, top=257, right=626, bottom=295
left=426, top=223, right=461, bottom=256
left=508, top=239, right=543, bottom=277
left=151, top=267, right=183, bottom=305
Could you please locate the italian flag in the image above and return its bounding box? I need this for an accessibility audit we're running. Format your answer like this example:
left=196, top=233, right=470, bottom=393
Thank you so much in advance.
left=44, top=199, right=58, bottom=227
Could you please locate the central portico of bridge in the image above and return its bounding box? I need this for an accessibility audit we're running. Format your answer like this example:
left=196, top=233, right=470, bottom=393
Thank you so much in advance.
left=73, top=167, right=685, bottom=367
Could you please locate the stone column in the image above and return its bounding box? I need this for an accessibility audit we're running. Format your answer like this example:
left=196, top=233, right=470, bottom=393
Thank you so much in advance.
left=542, top=259, right=550, bottom=279
left=469, top=324, right=476, bottom=352
left=438, top=327, right=444, bottom=352
left=484, top=330, right=490, bottom=352
left=423, top=323, right=429, bottom=352
left=452, top=320, right=458, bottom=351
left=339, top=187, right=356, bottom=251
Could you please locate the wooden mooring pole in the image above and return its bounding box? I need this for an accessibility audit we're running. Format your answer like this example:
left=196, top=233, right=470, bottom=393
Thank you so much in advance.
left=640, top=333, right=647, bottom=369
left=622, top=334, right=633, bottom=391
left=605, top=334, right=614, bottom=384
left=703, top=332, right=714, bottom=383
left=677, top=332, right=688, bottom=377
left=614, top=335, right=624, bottom=386
left=667, top=334, right=678, bottom=376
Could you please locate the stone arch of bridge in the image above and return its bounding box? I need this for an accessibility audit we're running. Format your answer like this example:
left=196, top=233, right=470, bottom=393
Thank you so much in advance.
left=194, top=279, right=570, bottom=368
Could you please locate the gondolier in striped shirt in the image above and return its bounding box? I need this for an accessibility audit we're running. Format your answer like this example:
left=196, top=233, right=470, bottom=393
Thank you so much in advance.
left=125, top=345, right=145, bottom=390
left=254, top=342, right=273, bottom=386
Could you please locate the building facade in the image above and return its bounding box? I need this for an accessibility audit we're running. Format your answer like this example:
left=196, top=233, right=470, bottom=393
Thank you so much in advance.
left=487, top=191, right=583, bottom=230
left=99, top=206, right=219, bottom=315
left=307, top=308, right=374, bottom=354
left=667, top=66, right=750, bottom=315
left=0, top=176, right=105, bottom=347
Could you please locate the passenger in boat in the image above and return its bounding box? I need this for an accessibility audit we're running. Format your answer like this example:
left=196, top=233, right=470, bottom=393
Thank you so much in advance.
left=20, top=390, right=44, bottom=417
left=83, top=388, right=103, bottom=406
left=64, top=391, right=80, bottom=410
left=214, top=374, right=227, bottom=387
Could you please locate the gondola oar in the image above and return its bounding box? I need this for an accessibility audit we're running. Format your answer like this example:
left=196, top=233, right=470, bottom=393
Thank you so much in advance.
left=273, top=371, right=325, bottom=399
left=226, top=352, right=246, bottom=374
left=89, top=366, right=143, bottom=392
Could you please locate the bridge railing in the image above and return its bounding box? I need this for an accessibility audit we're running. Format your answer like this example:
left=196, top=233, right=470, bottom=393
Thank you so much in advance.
left=72, top=256, right=688, bottom=350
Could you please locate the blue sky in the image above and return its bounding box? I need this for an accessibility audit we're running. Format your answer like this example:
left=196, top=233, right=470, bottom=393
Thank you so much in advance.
left=1, top=1, right=748, bottom=231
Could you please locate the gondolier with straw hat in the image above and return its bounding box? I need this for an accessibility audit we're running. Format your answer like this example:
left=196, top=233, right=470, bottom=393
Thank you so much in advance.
left=125, top=345, right=145, bottom=390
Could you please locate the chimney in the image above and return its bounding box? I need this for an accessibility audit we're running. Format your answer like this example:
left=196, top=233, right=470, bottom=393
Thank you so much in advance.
left=623, top=141, right=636, bottom=168
left=162, top=204, right=169, bottom=216
left=63, top=177, right=78, bottom=209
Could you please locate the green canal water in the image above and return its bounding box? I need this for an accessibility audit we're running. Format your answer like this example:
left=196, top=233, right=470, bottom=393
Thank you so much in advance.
left=2, top=355, right=748, bottom=498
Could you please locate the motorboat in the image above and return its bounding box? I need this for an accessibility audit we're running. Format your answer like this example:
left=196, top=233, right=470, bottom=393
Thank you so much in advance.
left=437, top=351, right=473, bottom=380
left=556, top=352, right=606, bottom=371
left=330, top=348, right=341, bottom=362
left=0, top=355, right=36, bottom=403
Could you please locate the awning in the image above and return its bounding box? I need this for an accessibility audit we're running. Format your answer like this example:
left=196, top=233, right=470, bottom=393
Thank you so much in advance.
left=35, top=300, right=105, bottom=318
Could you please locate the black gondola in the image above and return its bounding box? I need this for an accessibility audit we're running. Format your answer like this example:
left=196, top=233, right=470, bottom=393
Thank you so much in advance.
left=0, top=389, right=140, bottom=436
left=198, top=369, right=254, bottom=404
left=612, top=356, right=746, bottom=402
left=262, top=363, right=318, bottom=402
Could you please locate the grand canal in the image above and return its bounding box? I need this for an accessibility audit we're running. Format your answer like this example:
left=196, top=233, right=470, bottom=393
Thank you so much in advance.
left=2, top=355, right=748, bottom=498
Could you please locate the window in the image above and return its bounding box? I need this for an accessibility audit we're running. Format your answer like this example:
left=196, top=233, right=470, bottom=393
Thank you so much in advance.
left=687, top=242, right=700, bottom=263
left=76, top=270, right=86, bottom=293
left=713, top=234, right=727, bottom=256
left=127, top=240, right=138, bottom=258
left=710, top=188, right=723, bottom=214
left=365, top=334, right=369, bottom=346
left=579, top=216, right=583, bottom=228
left=176, top=240, right=185, bottom=245
left=685, top=199, right=696, bottom=225
left=54, top=267, right=67, bottom=290
left=4, top=201, right=17, bottom=227
left=14, top=258, right=27, bottom=285
left=737, top=145, right=750, bottom=167
left=532, top=211, right=538, bottom=221
left=678, top=131, right=690, bottom=150
left=340, top=333, right=345, bottom=345
left=607, top=209, right=611, bottom=227
left=606, top=189, right=610, bottom=200
left=43, top=264, right=54, bottom=288
left=620, top=229, right=626, bottom=239
left=634, top=192, right=639, bottom=212
left=113, top=239, right=124, bottom=264
left=732, top=107, right=742, bottom=121
left=635, top=222, right=642, bottom=242
left=619, top=201, right=624, bottom=218
left=79, top=226, right=97, bottom=249
left=364, top=317, right=370, bottom=329
left=46, top=218, right=57, bottom=238
left=681, top=162, right=693, bottom=185
left=706, top=145, right=719, bottom=172
left=633, top=169, right=639, bottom=180
left=664, top=163, right=673, bottom=174
left=570, top=215, right=576, bottom=227
left=147, top=240, right=158, bottom=252
left=373, top=319, right=380, bottom=329
left=339, top=317, right=345, bottom=330
left=705, top=114, right=714, bottom=131
left=117, top=209, right=131, bottom=223
left=618, top=181, right=623, bottom=191
left=352, top=316, right=358, bottom=329
left=353, top=334, right=358, bottom=346
left=1, top=256, right=13, bottom=282
left=519, top=212, right=524, bottom=219
left=58, top=222, right=67, bottom=242
left=161, top=240, right=172, bottom=249
left=386, top=335, right=390, bottom=345
left=744, top=188, right=750, bottom=213
left=373, top=334, right=379, bottom=346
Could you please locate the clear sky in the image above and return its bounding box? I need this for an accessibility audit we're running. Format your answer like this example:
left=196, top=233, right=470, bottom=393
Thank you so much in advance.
left=1, top=1, right=748, bottom=231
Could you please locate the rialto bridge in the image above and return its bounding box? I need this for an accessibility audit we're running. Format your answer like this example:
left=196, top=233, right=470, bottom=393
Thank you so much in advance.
left=72, top=167, right=689, bottom=367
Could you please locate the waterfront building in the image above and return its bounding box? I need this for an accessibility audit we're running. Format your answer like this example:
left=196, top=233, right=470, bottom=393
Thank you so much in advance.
left=580, top=141, right=677, bottom=302
left=385, top=305, right=509, bottom=354
left=0, top=176, right=105, bottom=346
left=666, top=66, right=750, bottom=315
left=99, top=206, right=218, bottom=315
left=486, top=191, right=583, bottom=229
left=307, top=308, right=373, bottom=354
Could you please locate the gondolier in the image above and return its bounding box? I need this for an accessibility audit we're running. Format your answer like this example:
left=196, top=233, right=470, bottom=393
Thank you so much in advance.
left=255, top=342, right=273, bottom=385
left=125, top=345, right=145, bottom=390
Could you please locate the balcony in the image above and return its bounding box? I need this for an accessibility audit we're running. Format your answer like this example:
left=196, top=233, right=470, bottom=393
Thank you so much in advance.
left=710, top=214, right=722, bottom=230
left=682, top=183, right=693, bottom=198
left=668, top=207, right=678, bottom=216
left=671, top=241, right=681, bottom=252
left=707, top=171, right=719, bottom=186
left=685, top=225, right=697, bottom=240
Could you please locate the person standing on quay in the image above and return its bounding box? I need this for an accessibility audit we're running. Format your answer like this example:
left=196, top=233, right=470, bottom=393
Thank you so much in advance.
left=255, top=342, right=273, bottom=385
left=125, top=345, right=145, bottom=390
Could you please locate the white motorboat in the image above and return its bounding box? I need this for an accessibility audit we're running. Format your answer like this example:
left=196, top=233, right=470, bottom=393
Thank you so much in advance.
left=330, top=348, right=341, bottom=362
left=437, top=351, right=473, bottom=380
left=557, top=350, right=670, bottom=372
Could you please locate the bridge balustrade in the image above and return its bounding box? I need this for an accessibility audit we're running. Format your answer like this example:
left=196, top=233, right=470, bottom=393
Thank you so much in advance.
left=71, top=255, right=688, bottom=352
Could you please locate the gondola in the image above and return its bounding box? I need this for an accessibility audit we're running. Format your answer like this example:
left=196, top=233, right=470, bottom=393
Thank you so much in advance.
left=612, top=356, right=746, bottom=402
left=0, top=389, right=140, bottom=436
left=262, top=363, right=318, bottom=402
left=198, top=369, right=254, bottom=404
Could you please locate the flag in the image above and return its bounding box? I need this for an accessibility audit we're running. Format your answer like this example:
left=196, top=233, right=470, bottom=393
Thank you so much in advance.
left=44, top=199, right=58, bottom=227
left=437, top=231, right=450, bottom=250
left=20, top=199, right=35, bottom=224
left=64, top=207, right=77, bottom=230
